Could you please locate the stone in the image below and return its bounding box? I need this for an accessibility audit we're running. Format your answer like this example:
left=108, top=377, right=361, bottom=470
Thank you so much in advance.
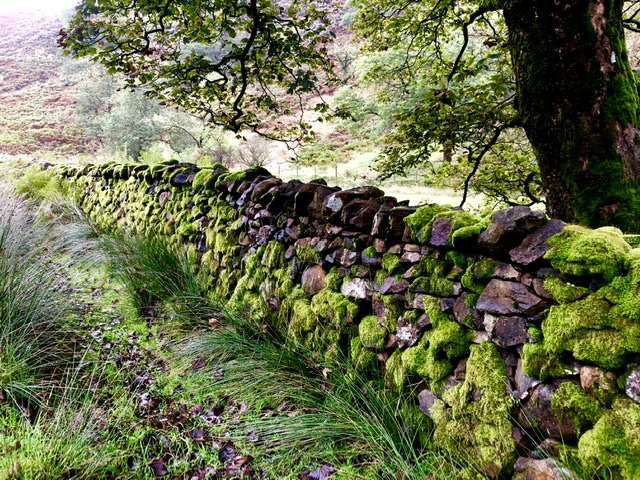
left=472, top=331, right=491, bottom=343
left=625, top=368, right=640, bottom=403
left=341, top=278, right=374, bottom=299
left=344, top=199, right=382, bottom=230
left=251, top=177, right=282, bottom=202
left=323, top=186, right=384, bottom=218
left=304, top=184, right=341, bottom=218
left=532, top=278, right=553, bottom=299
left=373, top=238, right=386, bottom=253
left=477, top=279, right=549, bottom=316
left=533, top=439, right=561, bottom=459
left=361, top=250, right=381, bottom=266
left=417, top=389, right=438, bottom=417
left=429, top=216, right=453, bottom=247
left=395, top=318, right=420, bottom=348
left=494, top=262, right=520, bottom=280
left=417, top=313, right=431, bottom=328
left=335, top=248, right=358, bottom=267
left=404, top=243, right=421, bottom=252
left=494, top=316, right=529, bottom=347
left=454, top=359, right=467, bottom=380
left=388, top=244, right=403, bottom=255
left=158, top=190, right=172, bottom=207
left=519, top=381, right=577, bottom=441
left=453, top=293, right=481, bottom=327
left=196, top=234, right=207, bottom=253
left=478, top=206, right=547, bottom=257
left=379, top=276, right=410, bottom=294
left=514, top=358, right=539, bottom=400
left=301, top=266, right=327, bottom=296
left=440, top=297, right=455, bottom=312
left=510, top=219, right=566, bottom=267
left=513, top=457, right=576, bottom=480
left=388, top=207, right=415, bottom=242
left=400, top=251, right=422, bottom=263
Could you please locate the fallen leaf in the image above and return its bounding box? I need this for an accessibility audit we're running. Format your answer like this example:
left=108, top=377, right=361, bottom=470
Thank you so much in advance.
left=208, top=318, right=220, bottom=329
left=321, top=368, right=332, bottom=379
left=192, top=357, right=206, bottom=372
left=218, top=442, right=236, bottom=463
left=300, top=463, right=336, bottom=480
left=149, top=458, right=169, bottom=477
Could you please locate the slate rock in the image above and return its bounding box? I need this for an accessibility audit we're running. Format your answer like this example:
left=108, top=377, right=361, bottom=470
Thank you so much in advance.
left=519, top=381, right=577, bottom=441
left=301, top=184, right=340, bottom=218
left=510, top=219, right=566, bottom=267
left=342, top=199, right=381, bottom=230
left=387, top=207, right=415, bottom=242
left=251, top=177, right=282, bottom=202
left=494, top=316, right=529, bottom=347
left=417, top=389, right=438, bottom=417
left=478, top=206, right=547, bottom=257
left=302, top=266, right=327, bottom=296
left=158, top=190, right=172, bottom=208
left=477, top=279, right=549, bottom=316
left=625, top=368, right=640, bottom=403
left=513, top=457, right=577, bottom=480
left=429, top=216, right=453, bottom=247
left=341, top=278, right=373, bottom=299
left=323, top=186, right=384, bottom=219
left=379, top=276, right=410, bottom=294
left=396, top=318, right=420, bottom=347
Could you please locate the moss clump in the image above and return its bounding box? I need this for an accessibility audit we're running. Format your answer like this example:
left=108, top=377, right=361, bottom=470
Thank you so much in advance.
left=445, top=250, right=468, bottom=269
left=545, top=225, right=631, bottom=283
left=384, top=350, right=406, bottom=392
left=289, top=298, right=317, bottom=339
left=544, top=276, right=592, bottom=303
left=551, top=382, right=604, bottom=435
left=363, top=245, right=380, bottom=259
left=461, top=257, right=497, bottom=294
left=311, top=288, right=359, bottom=330
left=262, top=241, right=286, bottom=269
left=358, top=315, right=387, bottom=350
left=402, top=320, right=470, bottom=388
left=451, top=215, right=491, bottom=248
left=374, top=294, right=402, bottom=331
left=407, top=255, right=450, bottom=279
left=522, top=342, right=573, bottom=381
left=324, top=268, right=343, bottom=292
left=295, top=245, right=321, bottom=265
left=542, top=295, right=640, bottom=370
left=431, top=342, right=516, bottom=476
left=381, top=253, right=401, bottom=274
left=403, top=204, right=452, bottom=240
left=350, top=336, right=378, bottom=373
left=578, top=397, right=640, bottom=479
left=409, top=276, right=454, bottom=297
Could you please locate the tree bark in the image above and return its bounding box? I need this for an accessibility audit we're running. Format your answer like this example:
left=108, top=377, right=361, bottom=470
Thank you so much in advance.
left=504, top=0, right=640, bottom=231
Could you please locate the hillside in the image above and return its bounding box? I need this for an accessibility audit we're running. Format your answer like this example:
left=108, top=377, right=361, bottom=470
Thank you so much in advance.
left=0, top=11, right=91, bottom=157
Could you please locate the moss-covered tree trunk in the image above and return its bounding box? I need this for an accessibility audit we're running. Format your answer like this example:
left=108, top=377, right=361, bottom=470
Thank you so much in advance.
left=504, top=0, right=640, bottom=231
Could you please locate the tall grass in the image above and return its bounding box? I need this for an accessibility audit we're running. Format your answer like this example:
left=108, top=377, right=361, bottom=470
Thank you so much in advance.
left=0, top=190, right=80, bottom=408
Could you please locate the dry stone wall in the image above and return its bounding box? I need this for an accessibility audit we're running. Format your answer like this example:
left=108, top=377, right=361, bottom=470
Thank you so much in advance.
left=58, top=159, right=640, bottom=479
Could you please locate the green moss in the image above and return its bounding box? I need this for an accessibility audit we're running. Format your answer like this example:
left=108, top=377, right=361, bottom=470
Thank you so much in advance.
left=461, top=257, right=497, bottom=294
left=542, top=295, right=640, bottom=370
left=551, top=382, right=604, bottom=435
left=544, top=276, right=592, bottom=303
left=295, top=245, right=321, bottom=265
left=522, top=343, right=573, bottom=381
left=381, top=253, right=401, bottom=274
left=350, top=336, right=378, bottom=373
left=578, top=397, right=640, bottom=479
left=262, top=241, right=286, bottom=269
left=374, top=294, right=402, bottom=331
left=421, top=295, right=451, bottom=327
left=311, top=288, right=359, bottom=330
left=289, top=298, right=317, bottom=338
left=431, top=342, right=516, bottom=475
left=384, top=350, right=406, bottom=392
left=324, top=268, right=343, bottom=292
left=403, top=204, right=452, bottom=240
left=363, top=246, right=379, bottom=258
left=409, top=276, right=454, bottom=297
left=358, top=315, right=387, bottom=350
left=445, top=250, right=468, bottom=269
left=407, top=255, right=450, bottom=279
left=451, top=216, right=491, bottom=248
left=545, top=225, right=631, bottom=282
left=402, top=320, right=470, bottom=388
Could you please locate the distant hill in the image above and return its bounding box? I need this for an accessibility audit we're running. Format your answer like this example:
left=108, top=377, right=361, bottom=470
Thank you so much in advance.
left=0, top=11, right=92, bottom=158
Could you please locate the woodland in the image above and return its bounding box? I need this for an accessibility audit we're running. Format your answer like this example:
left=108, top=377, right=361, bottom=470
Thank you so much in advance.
left=3, top=0, right=640, bottom=479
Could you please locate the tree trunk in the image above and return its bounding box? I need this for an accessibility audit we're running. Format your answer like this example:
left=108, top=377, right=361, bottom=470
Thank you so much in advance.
left=504, top=0, right=640, bottom=231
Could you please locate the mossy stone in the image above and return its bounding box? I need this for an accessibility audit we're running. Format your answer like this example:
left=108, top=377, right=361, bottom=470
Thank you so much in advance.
left=404, top=204, right=452, bottom=240
left=551, top=382, right=604, bottom=435
left=545, top=225, right=631, bottom=282
left=350, top=337, right=378, bottom=372
left=358, top=315, right=387, bottom=350
left=431, top=342, right=516, bottom=476
left=381, top=253, right=401, bottom=274
left=578, top=397, right=640, bottom=479
left=311, top=288, right=359, bottom=330
left=384, top=350, right=406, bottom=392
left=544, top=276, right=592, bottom=303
